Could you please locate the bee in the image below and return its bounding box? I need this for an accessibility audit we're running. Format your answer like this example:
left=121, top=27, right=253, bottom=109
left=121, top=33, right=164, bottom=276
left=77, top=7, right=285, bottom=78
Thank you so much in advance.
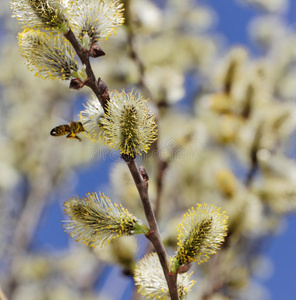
left=50, top=121, right=86, bottom=142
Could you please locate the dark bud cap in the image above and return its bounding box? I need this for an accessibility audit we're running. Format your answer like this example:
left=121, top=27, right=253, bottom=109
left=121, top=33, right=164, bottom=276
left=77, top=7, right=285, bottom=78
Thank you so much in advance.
left=139, top=166, right=149, bottom=181
left=89, top=44, right=105, bottom=58
left=97, top=77, right=109, bottom=94
left=176, top=262, right=193, bottom=274
left=70, top=78, right=85, bottom=90
left=97, top=77, right=110, bottom=108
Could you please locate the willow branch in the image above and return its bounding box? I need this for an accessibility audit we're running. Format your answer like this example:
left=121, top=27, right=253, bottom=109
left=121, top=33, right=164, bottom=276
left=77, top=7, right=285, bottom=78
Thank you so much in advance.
left=245, top=124, right=263, bottom=187
left=122, top=156, right=179, bottom=300
left=124, top=9, right=169, bottom=221
left=64, top=29, right=109, bottom=111
left=64, top=24, right=178, bottom=298
left=154, top=146, right=168, bottom=220
left=245, top=159, right=258, bottom=187
left=127, top=32, right=153, bottom=100
left=128, top=33, right=168, bottom=220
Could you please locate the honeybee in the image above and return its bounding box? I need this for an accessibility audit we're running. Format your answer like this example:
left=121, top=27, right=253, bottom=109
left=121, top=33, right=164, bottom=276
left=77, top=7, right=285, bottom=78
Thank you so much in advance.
left=50, top=121, right=86, bottom=142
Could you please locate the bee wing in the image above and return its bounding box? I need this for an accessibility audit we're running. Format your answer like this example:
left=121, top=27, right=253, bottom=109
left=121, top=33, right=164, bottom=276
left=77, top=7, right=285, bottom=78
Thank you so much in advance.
left=52, top=101, right=75, bottom=123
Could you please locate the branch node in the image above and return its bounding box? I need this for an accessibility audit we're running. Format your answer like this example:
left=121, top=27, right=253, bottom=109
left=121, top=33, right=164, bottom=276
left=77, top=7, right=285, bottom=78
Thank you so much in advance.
left=139, top=166, right=149, bottom=182
left=97, top=77, right=110, bottom=108
left=145, top=229, right=154, bottom=237
left=176, top=262, right=193, bottom=274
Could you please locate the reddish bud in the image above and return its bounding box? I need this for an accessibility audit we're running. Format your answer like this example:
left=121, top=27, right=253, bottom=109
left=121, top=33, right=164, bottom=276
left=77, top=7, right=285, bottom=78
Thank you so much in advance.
left=89, top=44, right=105, bottom=58
left=70, top=78, right=85, bottom=90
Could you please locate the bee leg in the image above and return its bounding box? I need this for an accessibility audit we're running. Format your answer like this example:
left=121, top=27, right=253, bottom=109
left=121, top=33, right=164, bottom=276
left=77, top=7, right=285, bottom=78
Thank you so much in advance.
left=66, top=133, right=76, bottom=139
left=66, top=133, right=82, bottom=142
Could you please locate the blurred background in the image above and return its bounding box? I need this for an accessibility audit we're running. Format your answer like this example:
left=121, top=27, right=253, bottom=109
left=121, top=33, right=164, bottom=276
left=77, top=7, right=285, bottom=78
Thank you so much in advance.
left=1, top=0, right=296, bottom=299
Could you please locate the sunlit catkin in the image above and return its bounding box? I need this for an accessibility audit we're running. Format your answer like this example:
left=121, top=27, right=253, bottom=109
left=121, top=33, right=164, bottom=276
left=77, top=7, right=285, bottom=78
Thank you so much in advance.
left=63, top=192, right=147, bottom=247
left=18, top=29, right=78, bottom=80
left=134, top=252, right=195, bottom=300
left=101, top=90, right=158, bottom=157
left=171, top=204, right=228, bottom=273
left=10, top=0, right=69, bottom=33
left=68, top=0, right=124, bottom=47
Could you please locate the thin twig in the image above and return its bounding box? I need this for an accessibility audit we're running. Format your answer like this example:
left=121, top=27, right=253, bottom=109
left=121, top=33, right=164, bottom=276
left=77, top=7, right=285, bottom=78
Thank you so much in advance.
left=65, top=26, right=179, bottom=298
left=124, top=7, right=169, bottom=220
left=124, top=0, right=152, bottom=100
left=154, top=149, right=168, bottom=220
left=123, top=156, right=179, bottom=300
left=2, top=100, right=63, bottom=298
left=203, top=123, right=263, bottom=299
left=245, top=123, right=263, bottom=187
left=127, top=32, right=153, bottom=100
left=64, top=29, right=109, bottom=111
left=245, top=161, right=258, bottom=187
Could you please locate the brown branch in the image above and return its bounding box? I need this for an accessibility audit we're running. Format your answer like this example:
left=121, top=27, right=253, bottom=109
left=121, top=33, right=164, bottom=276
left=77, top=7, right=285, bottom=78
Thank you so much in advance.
left=154, top=147, right=168, bottom=220
left=127, top=33, right=152, bottom=100
left=124, top=8, right=169, bottom=220
left=64, top=29, right=109, bottom=111
left=65, top=21, right=178, bottom=298
left=125, top=26, right=176, bottom=295
left=2, top=100, right=63, bottom=298
left=127, top=33, right=168, bottom=220
left=203, top=124, right=264, bottom=299
left=245, top=123, right=263, bottom=187
left=4, top=181, right=51, bottom=297
left=122, top=155, right=179, bottom=300
left=245, top=160, right=258, bottom=187
left=124, top=0, right=152, bottom=101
